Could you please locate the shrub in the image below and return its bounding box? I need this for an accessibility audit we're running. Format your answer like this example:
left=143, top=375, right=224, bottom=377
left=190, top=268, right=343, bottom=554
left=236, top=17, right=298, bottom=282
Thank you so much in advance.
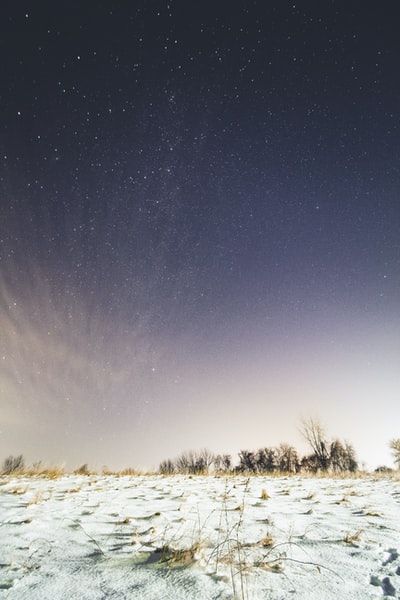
left=2, top=454, right=25, bottom=474
left=74, top=463, right=90, bottom=475
left=331, top=440, right=358, bottom=472
left=276, top=444, right=300, bottom=473
left=159, top=459, right=176, bottom=475
left=214, top=454, right=232, bottom=473
left=256, top=448, right=277, bottom=473
left=159, top=449, right=215, bottom=475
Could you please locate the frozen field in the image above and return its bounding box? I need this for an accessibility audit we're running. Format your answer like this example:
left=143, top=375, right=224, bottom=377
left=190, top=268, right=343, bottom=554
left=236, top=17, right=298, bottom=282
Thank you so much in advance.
left=0, top=473, right=399, bottom=599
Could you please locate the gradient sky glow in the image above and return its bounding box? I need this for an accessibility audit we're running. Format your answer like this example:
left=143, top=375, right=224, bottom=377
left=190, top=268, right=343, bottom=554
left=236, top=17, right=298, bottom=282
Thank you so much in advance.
left=1, top=2, right=399, bottom=470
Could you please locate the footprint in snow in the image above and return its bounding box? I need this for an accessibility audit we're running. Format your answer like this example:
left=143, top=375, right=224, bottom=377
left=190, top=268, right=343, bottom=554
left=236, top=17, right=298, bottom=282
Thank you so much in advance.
left=383, top=548, right=399, bottom=566
left=370, top=548, right=400, bottom=598
left=370, top=575, right=397, bottom=597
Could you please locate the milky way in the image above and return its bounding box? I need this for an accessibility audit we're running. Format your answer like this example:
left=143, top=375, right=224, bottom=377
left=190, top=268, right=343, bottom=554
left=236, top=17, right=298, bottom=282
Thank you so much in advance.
left=1, top=3, right=399, bottom=469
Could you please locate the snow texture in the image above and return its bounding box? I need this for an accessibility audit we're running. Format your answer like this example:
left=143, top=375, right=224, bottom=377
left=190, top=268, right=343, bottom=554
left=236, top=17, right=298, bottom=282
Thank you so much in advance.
left=1, top=474, right=400, bottom=599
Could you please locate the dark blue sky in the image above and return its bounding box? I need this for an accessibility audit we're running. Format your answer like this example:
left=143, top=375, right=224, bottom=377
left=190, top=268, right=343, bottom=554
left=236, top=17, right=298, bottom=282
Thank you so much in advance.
left=1, top=2, right=399, bottom=469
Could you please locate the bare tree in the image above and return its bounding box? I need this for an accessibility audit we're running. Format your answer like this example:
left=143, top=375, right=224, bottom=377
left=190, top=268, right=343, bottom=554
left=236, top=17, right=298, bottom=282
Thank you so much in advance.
left=213, top=453, right=232, bottom=473
left=221, top=454, right=232, bottom=472
left=330, top=440, right=358, bottom=472
left=196, top=448, right=215, bottom=473
left=173, top=449, right=215, bottom=474
left=300, top=418, right=358, bottom=473
left=256, top=447, right=277, bottom=473
left=276, top=443, right=299, bottom=473
left=238, top=450, right=257, bottom=473
left=389, top=439, right=400, bottom=469
left=343, top=442, right=358, bottom=472
left=300, top=454, right=321, bottom=473
left=175, top=451, right=193, bottom=474
left=300, top=417, right=330, bottom=471
left=213, top=454, right=223, bottom=472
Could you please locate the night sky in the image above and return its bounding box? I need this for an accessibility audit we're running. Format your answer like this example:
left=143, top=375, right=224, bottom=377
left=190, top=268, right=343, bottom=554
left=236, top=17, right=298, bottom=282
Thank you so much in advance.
left=1, top=2, right=399, bottom=470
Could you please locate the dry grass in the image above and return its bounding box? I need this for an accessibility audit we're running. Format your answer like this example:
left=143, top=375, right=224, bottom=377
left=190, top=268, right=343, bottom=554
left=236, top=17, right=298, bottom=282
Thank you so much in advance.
left=1, top=470, right=361, bottom=600
left=2, top=465, right=399, bottom=481
left=154, top=543, right=201, bottom=566
left=335, top=495, right=350, bottom=504
left=343, top=530, right=363, bottom=544
left=10, top=485, right=28, bottom=495
left=27, top=490, right=52, bottom=505
left=259, top=535, right=274, bottom=548
left=365, top=510, right=382, bottom=517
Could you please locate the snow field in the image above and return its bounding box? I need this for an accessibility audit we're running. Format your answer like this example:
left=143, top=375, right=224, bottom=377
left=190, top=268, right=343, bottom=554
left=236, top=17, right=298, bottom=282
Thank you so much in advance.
left=0, top=474, right=400, bottom=599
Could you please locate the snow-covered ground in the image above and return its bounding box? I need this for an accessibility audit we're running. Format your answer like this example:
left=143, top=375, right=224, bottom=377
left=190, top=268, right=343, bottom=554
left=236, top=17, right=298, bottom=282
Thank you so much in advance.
left=0, top=473, right=399, bottom=599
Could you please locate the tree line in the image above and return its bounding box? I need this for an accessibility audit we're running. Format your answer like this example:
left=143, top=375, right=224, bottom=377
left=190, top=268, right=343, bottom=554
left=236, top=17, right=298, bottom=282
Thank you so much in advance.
left=159, top=442, right=357, bottom=475
left=159, top=420, right=400, bottom=475
left=2, top=420, right=400, bottom=475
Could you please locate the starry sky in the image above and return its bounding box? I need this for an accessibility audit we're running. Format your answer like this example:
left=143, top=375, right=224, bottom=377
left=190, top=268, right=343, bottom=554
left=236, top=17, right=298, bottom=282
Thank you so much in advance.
left=1, top=2, right=399, bottom=471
